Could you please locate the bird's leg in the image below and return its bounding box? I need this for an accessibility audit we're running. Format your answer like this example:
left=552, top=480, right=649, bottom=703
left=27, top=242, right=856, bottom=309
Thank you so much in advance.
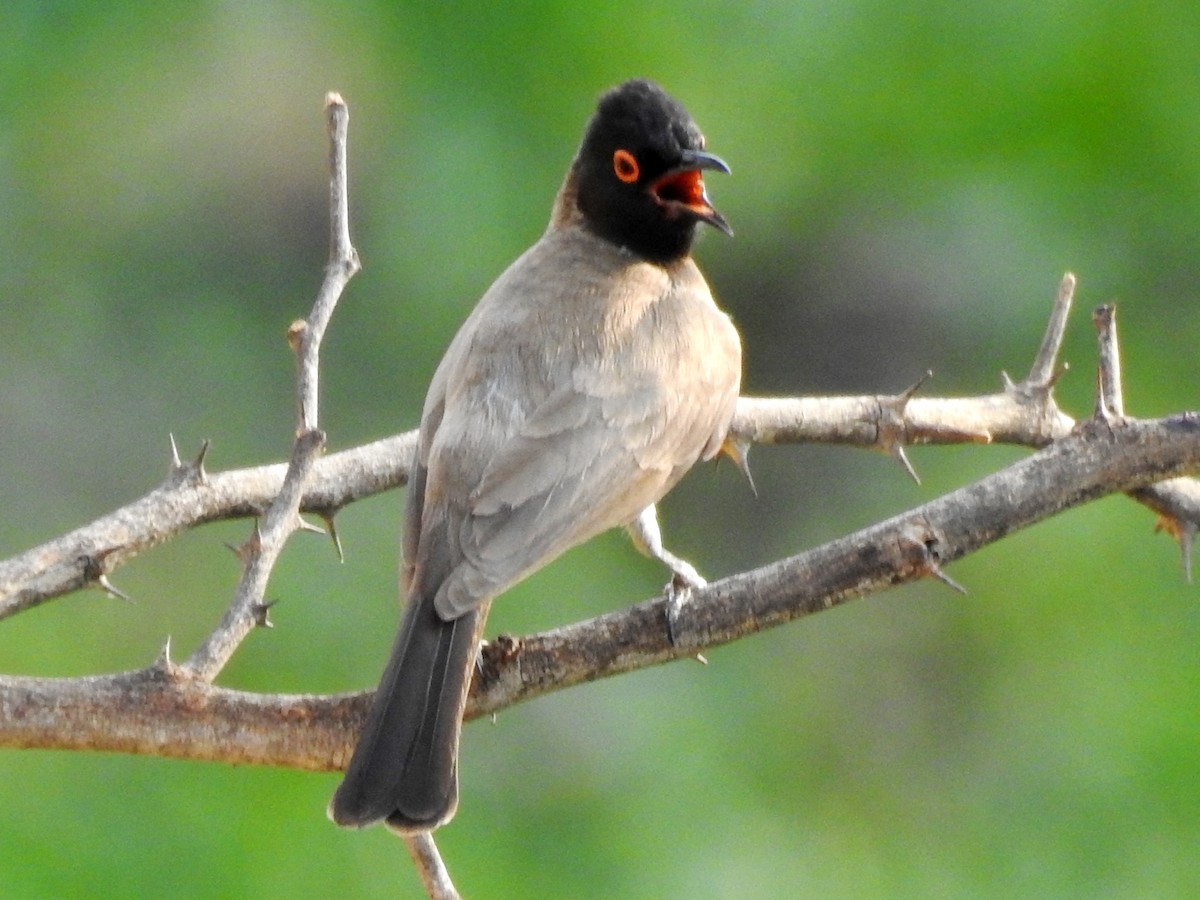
left=628, top=504, right=706, bottom=588
left=627, top=505, right=706, bottom=644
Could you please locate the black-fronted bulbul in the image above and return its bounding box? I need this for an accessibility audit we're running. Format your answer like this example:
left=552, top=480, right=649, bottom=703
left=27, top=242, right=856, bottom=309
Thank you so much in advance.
left=329, top=78, right=742, bottom=832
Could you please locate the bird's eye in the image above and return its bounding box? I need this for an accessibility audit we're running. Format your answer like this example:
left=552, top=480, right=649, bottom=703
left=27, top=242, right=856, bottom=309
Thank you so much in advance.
left=612, top=149, right=640, bottom=184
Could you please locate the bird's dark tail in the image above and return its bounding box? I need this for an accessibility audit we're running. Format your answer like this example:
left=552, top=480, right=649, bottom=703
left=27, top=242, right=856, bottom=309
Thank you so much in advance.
left=328, top=586, right=486, bottom=832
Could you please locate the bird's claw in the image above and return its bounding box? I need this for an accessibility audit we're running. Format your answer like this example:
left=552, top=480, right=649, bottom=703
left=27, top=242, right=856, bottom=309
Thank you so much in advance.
left=664, top=568, right=705, bottom=646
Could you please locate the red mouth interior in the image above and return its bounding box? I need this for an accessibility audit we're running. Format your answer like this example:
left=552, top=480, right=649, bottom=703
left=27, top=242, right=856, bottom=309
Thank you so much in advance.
left=654, top=169, right=707, bottom=208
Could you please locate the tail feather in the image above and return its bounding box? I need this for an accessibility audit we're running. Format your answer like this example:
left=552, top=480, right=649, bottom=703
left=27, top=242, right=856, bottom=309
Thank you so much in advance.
left=328, top=587, right=485, bottom=832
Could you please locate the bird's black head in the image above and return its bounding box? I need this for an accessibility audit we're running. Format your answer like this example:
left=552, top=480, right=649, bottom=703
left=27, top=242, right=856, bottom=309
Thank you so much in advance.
left=572, top=79, right=731, bottom=264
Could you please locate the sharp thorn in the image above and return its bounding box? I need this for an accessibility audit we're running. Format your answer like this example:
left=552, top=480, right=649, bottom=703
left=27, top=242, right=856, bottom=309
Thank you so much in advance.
left=193, top=439, right=211, bottom=479
left=296, top=515, right=326, bottom=537
left=892, top=444, right=922, bottom=485
left=156, top=636, right=172, bottom=667
left=321, top=512, right=346, bottom=562
left=152, top=637, right=188, bottom=681
left=930, top=565, right=968, bottom=595
left=721, top=436, right=757, bottom=496
left=97, top=574, right=133, bottom=602
left=875, top=374, right=931, bottom=481
left=1158, top=515, right=1196, bottom=584
left=166, top=435, right=210, bottom=484
left=900, top=369, right=934, bottom=403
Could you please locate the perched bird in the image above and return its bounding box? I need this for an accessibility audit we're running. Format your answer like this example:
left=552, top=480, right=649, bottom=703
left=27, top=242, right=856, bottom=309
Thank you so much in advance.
left=329, top=78, right=742, bottom=833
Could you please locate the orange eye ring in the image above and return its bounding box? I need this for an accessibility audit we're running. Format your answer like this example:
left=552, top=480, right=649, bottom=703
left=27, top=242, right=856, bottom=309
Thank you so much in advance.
left=612, top=148, right=640, bottom=183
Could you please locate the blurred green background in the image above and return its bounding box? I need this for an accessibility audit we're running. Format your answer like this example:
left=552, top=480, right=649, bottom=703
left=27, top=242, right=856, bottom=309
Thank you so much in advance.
left=3, top=2, right=1199, bottom=897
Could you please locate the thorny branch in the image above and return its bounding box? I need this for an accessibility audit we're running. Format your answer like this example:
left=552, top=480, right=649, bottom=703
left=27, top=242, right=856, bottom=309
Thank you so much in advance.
left=0, top=245, right=1197, bottom=765
left=178, top=93, right=360, bottom=682
left=1, top=413, right=1197, bottom=768
left=404, top=833, right=462, bottom=900
left=5, top=274, right=1196, bottom=619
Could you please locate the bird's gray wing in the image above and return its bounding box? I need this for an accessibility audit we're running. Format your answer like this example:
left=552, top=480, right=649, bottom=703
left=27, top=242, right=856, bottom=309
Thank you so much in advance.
left=432, top=314, right=739, bottom=620
left=430, top=384, right=667, bottom=618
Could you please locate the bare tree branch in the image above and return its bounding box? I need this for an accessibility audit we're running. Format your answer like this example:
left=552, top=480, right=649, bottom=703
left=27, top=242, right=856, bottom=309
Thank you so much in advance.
left=0, top=276, right=1101, bottom=622
left=295, top=91, right=360, bottom=434
left=2, top=412, right=1196, bottom=767
left=179, top=93, right=360, bottom=681
left=181, top=428, right=326, bottom=680
left=0, top=388, right=1075, bottom=621
left=3, top=380, right=1072, bottom=620
left=2, top=274, right=1198, bottom=622
left=1087, top=300, right=1197, bottom=580
left=403, top=833, right=462, bottom=900
left=0, top=433, right=414, bottom=621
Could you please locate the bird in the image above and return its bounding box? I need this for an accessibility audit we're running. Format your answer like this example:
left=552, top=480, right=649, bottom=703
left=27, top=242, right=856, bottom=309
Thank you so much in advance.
left=329, top=78, right=742, bottom=833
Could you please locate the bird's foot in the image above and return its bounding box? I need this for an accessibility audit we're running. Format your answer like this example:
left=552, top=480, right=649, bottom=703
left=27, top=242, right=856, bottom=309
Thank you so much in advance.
left=664, top=565, right=706, bottom=650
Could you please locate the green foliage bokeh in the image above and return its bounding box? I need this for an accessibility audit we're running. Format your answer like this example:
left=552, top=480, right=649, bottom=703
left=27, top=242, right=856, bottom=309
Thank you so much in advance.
left=2, top=2, right=1198, bottom=897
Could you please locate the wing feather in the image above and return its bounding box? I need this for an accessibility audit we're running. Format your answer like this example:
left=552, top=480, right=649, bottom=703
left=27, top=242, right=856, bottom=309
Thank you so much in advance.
left=410, top=229, right=740, bottom=621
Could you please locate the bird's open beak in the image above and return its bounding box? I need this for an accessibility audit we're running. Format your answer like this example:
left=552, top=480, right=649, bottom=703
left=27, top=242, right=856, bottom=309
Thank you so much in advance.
left=651, top=148, right=733, bottom=236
